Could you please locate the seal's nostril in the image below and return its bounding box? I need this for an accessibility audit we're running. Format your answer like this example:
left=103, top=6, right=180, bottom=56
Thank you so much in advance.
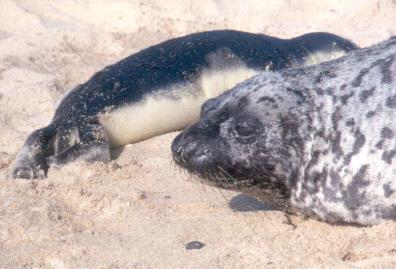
left=180, top=148, right=186, bottom=163
left=177, top=146, right=183, bottom=154
left=178, top=146, right=188, bottom=164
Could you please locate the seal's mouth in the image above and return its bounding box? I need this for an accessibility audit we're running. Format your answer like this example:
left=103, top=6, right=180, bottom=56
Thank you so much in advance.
left=172, top=143, right=262, bottom=191
left=171, top=123, right=292, bottom=209
left=172, top=128, right=276, bottom=190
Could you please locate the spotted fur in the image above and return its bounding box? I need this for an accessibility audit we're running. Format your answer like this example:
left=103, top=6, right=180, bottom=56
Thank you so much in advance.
left=172, top=37, right=396, bottom=225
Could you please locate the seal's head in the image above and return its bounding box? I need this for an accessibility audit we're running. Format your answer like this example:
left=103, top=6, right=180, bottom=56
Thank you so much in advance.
left=172, top=72, right=314, bottom=206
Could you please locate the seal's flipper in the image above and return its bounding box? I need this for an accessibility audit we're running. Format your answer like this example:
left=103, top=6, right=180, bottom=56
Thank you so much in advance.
left=53, top=123, right=80, bottom=154
left=47, top=122, right=110, bottom=167
left=11, top=125, right=56, bottom=179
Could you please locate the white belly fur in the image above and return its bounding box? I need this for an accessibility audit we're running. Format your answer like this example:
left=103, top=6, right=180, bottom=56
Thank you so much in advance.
left=98, top=66, right=258, bottom=147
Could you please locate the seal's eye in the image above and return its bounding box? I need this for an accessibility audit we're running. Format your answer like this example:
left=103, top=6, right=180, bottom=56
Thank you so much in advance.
left=234, top=118, right=263, bottom=142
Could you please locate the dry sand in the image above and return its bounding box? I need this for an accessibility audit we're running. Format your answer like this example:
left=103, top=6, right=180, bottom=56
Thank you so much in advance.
left=1, top=0, right=396, bottom=268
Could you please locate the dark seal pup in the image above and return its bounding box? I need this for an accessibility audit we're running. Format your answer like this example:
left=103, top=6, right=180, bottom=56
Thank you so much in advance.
left=172, top=37, right=396, bottom=225
left=11, top=30, right=357, bottom=179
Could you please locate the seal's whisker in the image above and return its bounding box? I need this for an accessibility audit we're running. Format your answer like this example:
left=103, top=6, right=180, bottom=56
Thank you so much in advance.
left=212, top=169, right=228, bottom=187
left=212, top=173, right=231, bottom=204
left=214, top=170, right=237, bottom=202
left=217, top=166, right=238, bottom=185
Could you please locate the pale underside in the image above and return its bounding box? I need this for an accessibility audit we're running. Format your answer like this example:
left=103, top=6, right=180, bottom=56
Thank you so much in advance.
left=99, top=66, right=258, bottom=146
left=98, top=49, right=347, bottom=147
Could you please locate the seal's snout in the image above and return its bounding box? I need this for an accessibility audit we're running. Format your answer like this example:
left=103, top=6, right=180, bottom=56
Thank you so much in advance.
left=171, top=133, right=184, bottom=164
left=172, top=127, right=218, bottom=173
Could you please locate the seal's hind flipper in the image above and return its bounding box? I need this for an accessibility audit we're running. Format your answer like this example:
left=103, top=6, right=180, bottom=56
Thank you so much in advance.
left=11, top=125, right=56, bottom=179
left=46, top=122, right=110, bottom=167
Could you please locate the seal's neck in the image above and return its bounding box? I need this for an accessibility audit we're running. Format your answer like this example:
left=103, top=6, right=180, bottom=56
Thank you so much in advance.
left=271, top=86, right=320, bottom=191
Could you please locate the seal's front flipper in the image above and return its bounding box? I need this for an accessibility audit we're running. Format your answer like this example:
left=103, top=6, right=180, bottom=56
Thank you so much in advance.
left=11, top=125, right=56, bottom=179
left=47, top=122, right=110, bottom=167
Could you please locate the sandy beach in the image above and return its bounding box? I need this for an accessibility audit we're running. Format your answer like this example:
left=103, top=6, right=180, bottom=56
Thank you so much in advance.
left=1, top=1, right=396, bottom=268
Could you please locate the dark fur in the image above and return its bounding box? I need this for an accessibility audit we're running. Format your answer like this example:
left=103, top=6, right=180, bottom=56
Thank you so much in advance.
left=11, top=30, right=357, bottom=179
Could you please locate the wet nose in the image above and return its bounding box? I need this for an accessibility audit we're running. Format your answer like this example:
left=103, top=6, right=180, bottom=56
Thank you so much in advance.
left=171, top=121, right=205, bottom=164
left=172, top=132, right=204, bottom=165
left=175, top=140, right=214, bottom=170
left=171, top=124, right=217, bottom=172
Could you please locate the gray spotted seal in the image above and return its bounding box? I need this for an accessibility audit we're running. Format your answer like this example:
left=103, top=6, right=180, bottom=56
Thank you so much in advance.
left=11, top=30, right=357, bottom=179
left=172, top=36, right=396, bottom=225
